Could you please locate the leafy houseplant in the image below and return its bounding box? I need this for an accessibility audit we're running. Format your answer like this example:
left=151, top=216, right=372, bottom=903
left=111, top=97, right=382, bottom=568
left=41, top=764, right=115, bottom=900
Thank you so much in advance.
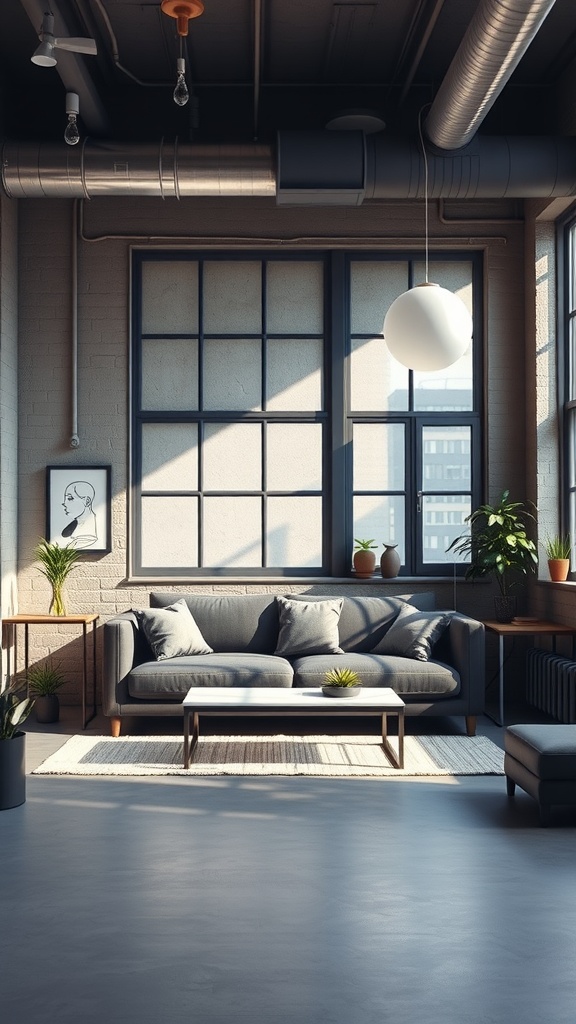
left=543, top=534, right=572, bottom=582
left=35, top=538, right=81, bottom=616
left=0, top=684, right=34, bottom=810
left=446, top=490, right=538, bottom=621
left=27, top=660, right=67, bottom=724
left=322, top=667, right=362, bottom=698
left=353, top=539, right=377, bottom=578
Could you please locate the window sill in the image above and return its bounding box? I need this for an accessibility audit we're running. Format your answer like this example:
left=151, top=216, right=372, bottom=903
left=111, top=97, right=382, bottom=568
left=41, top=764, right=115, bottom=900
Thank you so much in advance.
left=122, top=574, right=477, bottom=587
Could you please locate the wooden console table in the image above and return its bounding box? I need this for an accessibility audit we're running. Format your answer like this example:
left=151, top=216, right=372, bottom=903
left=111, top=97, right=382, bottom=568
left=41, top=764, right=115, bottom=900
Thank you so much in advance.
left=483, top=619, right=576, bottom=727
left=3, top=613, right=99, bottom=729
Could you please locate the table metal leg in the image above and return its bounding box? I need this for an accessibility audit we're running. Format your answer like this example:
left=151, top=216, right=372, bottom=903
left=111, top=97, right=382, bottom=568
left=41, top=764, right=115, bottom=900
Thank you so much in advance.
left=498, top=634, right=504, bottom=727
left=183, top=711, right=200, bottom=768
left=381, top=710, right=404, bottom=769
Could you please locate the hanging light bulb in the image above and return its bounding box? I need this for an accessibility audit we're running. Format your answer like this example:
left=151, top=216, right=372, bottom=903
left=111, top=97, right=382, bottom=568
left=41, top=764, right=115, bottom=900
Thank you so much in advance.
left=64, top=92, right=80, bottom=146
left=173, top=56, right=189, bottom=106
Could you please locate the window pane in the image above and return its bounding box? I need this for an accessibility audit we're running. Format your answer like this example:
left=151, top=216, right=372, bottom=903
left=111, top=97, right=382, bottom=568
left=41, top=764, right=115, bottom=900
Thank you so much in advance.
left=422, top=495, right=471, bottom=565
left=266, top=262, right=324, bottom=333
left=353, top=495, right=405, bottom=563
left=141, top=496, right=198, bottom=567
left=413, top=261, right=473, bottom=411
left=350, top=261, right=408, bottom=334
left=570, top=317, right=576, bottom=401
left=203, top=339, right=261, bottom=410
left=422, top=426, right=471, bottom=491
left=203, top=423, right=262, bottom=491
left=353, top=423, right=405, bottom=490
left=267, top=423, right=322, bottom=491
left=203, top=497, right=262, bottom=567
left=203, top=261, right=262, bottom=333
left=142, top=424, right=198, bottom=491
left=350, top=336, right=409, bottom=411
left=267, top=497, right=323, bottom=567
left=267, top=338, right=323, bottom=411
left=141, top=261, right=198, bottom=334
left=141, top=338, right=198, bottom=411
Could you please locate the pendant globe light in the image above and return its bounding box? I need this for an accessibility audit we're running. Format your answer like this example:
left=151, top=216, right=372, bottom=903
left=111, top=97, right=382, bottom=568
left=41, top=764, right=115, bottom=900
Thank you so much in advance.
left=383, top=113, right=472, bottom=372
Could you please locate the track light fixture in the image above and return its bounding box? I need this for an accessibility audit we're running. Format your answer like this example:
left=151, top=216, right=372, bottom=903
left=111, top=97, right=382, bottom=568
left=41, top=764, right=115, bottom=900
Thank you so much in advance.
left=64, top=92, right=80, bottom=146
left=161, top=0, right=204, bottom=107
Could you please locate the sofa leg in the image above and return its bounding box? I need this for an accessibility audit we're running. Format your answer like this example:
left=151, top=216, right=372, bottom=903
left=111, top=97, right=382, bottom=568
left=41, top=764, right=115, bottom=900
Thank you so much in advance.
left=465, top=715, right=477, bottom=736
left=110, top=717, right=121, bottom=738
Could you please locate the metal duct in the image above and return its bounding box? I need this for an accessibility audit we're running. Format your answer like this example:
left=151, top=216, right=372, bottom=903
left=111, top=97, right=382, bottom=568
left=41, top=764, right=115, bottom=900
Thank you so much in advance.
left=424, top=0, right=558, bottom=150
left=3, top=132, right=576, bottom=202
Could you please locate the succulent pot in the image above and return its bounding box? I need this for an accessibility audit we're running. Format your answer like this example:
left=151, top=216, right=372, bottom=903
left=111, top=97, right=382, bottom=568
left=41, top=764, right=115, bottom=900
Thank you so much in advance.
left=494, top=595, right=517, bottom=624
left=35, top=695, right=60, bottom=724
left=0, top=732, right=26, bottom=810
left=322, top=685, right=363, bottom=698
left=380, top=544, right=401, bottom=579
left=548, top=558, right=570, bottom=582
left=353, top=550, right=376, bottom=578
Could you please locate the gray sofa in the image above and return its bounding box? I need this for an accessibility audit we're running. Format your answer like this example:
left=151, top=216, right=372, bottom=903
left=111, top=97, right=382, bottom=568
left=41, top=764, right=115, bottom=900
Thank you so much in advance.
left=103, top=591, right=485, bottom=737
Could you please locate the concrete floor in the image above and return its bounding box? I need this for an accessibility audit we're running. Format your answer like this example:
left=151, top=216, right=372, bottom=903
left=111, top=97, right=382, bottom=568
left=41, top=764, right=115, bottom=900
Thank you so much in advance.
left=2, top=707, right=576, bottom=1024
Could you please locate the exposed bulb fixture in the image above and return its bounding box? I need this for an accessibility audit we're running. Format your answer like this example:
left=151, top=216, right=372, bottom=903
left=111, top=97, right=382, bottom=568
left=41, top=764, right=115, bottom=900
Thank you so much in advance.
left=173, top=56, right=189, bottom=106
left=64, top=92, right=80, bottom=146
left=31, top=12, right=97, bottom=67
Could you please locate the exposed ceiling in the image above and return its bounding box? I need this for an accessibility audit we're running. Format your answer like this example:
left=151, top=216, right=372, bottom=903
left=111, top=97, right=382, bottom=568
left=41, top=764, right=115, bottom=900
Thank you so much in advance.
left=1, top=0, right=576, bottom=146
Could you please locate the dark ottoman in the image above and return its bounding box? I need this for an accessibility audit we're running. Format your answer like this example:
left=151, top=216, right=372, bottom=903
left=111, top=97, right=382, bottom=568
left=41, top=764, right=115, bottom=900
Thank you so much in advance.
left=505, top=723, right=576, bottom=826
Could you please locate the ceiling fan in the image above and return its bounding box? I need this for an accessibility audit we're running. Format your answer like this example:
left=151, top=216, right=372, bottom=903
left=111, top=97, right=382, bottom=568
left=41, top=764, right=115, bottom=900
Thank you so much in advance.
left=31, top=11, right=97, bottom=67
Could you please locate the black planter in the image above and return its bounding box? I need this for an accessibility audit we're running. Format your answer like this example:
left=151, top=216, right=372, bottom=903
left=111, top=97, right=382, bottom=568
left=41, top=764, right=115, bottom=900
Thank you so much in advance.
left=0, top=732, right=26, bottom=810
left=35, top=695, right=60, bottom=724
left=494, top=595, right=517, bottom=623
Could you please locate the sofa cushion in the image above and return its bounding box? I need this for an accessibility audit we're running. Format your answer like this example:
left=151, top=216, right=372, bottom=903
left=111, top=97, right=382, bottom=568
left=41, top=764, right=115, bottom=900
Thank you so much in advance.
left=371, top=604, right=451, bottom=661
left=286, top=593, right=435, bottom=651
left=136, top=600, right=214, bottom=660
left=274, top=596, right=344, bottom=657
left=150, top=593, right=279, bottom=653
left=292, top=653, right=460, bottom=696
left=128, top=653, right=294, bottom=699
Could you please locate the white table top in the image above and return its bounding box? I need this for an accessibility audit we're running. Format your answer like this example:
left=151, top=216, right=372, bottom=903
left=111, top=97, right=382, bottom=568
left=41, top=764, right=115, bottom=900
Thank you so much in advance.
left=183, top=686, right=405, bottom=711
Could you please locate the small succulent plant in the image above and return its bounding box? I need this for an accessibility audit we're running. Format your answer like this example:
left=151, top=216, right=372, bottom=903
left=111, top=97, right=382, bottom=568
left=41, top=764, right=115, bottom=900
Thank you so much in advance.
left=323, top=667, right=361, bottom=688
left=353, top=538, right=377, bottom=551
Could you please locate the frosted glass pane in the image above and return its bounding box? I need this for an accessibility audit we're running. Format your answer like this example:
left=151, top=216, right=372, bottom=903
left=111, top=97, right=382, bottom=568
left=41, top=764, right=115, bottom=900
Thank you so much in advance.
left=141, top=338, right=198, bottom=411
left=423, top=494, right=471, bottom=565
left=203, top=339, right=261, bottom=411
left=203, top=497, right=262, bottom=567
left=141, top=261, right=198, bottom=334
left=413, top=261, right=473, bottom=312
left=353, top=424, right=405, bottom=490
left=350, top=336, right=408, bottom=411
left=203, top=262, right=261, bottom=333
left=354, top=495, right=405, bottom=564
left=350, top=262, right=408, bottom=334
left=266, top=262, right=324, bottom=333
left=142, top=424, right=198, bottom=490
left=267, top=497, right=323, bottom=568
left=203, top=423, right=262, bottom=490
left=267, top=339, right=323, bottom=411
left=267, top=423, right=322, bottom=490
left=141, top=496, right=198, bottom=567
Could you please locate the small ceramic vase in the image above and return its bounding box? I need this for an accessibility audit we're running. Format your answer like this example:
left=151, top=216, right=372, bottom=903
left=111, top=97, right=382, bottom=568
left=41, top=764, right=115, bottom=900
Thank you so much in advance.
left=380, top=544, right=401, bottom=579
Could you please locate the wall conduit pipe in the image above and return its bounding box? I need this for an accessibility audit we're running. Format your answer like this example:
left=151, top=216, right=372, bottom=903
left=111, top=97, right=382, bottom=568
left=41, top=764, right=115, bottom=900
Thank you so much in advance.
left=70, top=199, right=79, bottom=449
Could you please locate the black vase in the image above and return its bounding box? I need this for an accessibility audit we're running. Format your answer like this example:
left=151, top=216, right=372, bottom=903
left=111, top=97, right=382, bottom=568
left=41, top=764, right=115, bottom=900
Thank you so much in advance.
left=0, top=732, right=26, bottom=810
left=494, top=595, right=516, bottom=623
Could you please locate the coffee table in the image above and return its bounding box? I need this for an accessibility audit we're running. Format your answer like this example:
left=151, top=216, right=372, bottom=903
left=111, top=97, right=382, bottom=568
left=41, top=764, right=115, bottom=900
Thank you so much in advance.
left=182, top=686, right=405, bottom=769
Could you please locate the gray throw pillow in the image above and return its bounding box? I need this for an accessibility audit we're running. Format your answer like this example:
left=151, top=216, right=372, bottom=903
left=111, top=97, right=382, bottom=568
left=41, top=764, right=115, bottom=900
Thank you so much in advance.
left=137, top=599, right=213, bottom=660
left=371, top=603, right=451, bottom=662
left=274, top=596, right=344, bottom=657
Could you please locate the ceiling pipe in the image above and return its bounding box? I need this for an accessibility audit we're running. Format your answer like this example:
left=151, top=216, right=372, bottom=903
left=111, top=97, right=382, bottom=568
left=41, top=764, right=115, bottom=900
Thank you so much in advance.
left=424, top=0, right=558, bottom=150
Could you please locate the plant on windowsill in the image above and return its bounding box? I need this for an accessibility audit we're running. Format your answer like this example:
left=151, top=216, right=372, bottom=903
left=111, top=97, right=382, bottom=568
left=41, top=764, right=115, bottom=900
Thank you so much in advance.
left=34, top=538, right=82, bottom=616
left=0, top=683, right=34, bottom=810
left=543, top=534, right=572, bottom=582
left=353, top=539, right=377, bottom=578
left=446, top=490, right=538, bottom=622
left=322, top=667, right=362, bottom=698
left=27, top=660, right=67, bottom=724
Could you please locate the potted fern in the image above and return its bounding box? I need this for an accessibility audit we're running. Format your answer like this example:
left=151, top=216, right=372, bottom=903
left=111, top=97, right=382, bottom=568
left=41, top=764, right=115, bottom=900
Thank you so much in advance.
left=35, top=538, right=81, bottom=615
left=0, top=684, right=34, bottom=810
left=322, top=667, right=362, bottom=698
left=543, top=534, right=571, bottom=582
left=28, top=660, right=67, bottom=724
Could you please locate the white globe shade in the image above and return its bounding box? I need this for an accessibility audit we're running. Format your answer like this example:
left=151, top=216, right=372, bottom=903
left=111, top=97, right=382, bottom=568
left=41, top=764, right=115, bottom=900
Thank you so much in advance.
left=383, top=282, right=472, bottom=371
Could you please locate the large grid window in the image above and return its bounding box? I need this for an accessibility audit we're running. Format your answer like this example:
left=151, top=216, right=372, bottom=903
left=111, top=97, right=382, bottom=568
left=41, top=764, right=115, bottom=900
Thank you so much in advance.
left=131, top=250, right=482, bottom=577
left=563, top=221, right=576, bottom=566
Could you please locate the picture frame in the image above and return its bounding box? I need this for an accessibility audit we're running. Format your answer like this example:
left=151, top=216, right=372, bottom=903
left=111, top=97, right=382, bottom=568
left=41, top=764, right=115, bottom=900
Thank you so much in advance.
left=46, top=466, right=112, bottom=554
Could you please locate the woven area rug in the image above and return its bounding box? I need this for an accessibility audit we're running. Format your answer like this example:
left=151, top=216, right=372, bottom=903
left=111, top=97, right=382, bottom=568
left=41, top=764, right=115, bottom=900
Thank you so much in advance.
left=33, top=733, right=504, bottom=777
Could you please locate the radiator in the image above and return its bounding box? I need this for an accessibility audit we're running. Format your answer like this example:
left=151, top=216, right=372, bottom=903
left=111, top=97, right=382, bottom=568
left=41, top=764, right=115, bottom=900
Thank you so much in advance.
left=526, top=648, right=576, bottom=723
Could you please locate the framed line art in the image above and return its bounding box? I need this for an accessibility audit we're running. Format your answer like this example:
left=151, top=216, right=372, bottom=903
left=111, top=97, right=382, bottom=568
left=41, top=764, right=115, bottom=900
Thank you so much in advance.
left=46, top=466, right=112, bottom=554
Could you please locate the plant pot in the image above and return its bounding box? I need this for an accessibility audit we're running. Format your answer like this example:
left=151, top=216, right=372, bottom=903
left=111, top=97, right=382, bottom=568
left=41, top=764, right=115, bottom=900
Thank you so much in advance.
left=321, top=685, right=363, bottom=698
left=0, top=732, right=26, bottom=810
left=494, top=595, right=517, bottom=624
left=380, top=544, right=401, bottom=579
left=548, top=558, right=570, bottom=582
left=35, top=695, right=60, bottom=724
left=353, top=550, right=376, bottom=578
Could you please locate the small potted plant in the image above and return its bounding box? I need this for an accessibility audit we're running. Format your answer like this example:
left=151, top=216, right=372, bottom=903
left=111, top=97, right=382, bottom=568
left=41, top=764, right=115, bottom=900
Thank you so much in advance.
left=446, top=490, right=538, bottom=622
left=322, top=667, right=362, bottom=698
left=0, top=684, right=34, bottom=810
left=543, top=534, right=572, bottom=582
left=27, top=660, right=67, bottom=724
left=35, top=538, right=81, bottom=616
left=353, top=539, right=377, bottom=578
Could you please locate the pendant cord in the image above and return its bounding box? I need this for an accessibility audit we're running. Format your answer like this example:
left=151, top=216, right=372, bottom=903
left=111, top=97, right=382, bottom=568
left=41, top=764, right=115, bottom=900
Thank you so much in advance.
left=418, top=106, right=429, bottom=284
